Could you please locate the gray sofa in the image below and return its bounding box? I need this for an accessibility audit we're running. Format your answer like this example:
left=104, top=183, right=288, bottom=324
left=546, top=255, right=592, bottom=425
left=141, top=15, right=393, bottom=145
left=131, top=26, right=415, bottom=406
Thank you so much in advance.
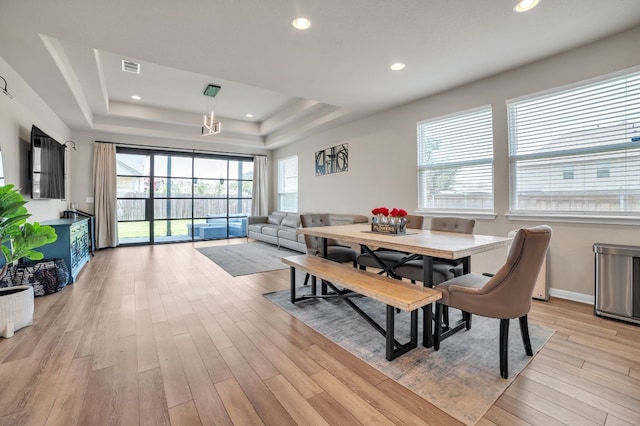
left=248, top=211, right=368, bottom=252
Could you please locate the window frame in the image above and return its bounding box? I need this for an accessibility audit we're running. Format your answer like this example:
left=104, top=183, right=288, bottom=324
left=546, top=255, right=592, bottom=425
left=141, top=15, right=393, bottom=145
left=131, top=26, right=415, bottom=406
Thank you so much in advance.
left=277, top=155, right=298, bottom=212
left=507, top=67, right=640, bottom=223
left=416, top=105, right=495, bottom=215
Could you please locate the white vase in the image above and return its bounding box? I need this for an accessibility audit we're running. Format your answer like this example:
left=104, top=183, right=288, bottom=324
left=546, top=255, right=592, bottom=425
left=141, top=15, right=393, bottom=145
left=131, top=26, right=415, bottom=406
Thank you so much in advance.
left=0, top=286, right=34, bottom=338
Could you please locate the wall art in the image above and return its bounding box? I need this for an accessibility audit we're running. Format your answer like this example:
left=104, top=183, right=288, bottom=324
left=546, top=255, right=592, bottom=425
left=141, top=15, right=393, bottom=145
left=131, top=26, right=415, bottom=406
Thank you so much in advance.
left=315, top=143, right=348, bottom=176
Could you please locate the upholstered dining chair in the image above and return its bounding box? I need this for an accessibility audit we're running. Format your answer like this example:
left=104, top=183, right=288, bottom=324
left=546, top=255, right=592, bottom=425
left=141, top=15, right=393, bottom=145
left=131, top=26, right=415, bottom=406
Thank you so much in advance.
left=390, top=217, right=475, bottom=325
left=355, top=215, right=424, bottom=273
left=393, top=217, right=476, bottom=286
left=433, top=225, right=552, bottom=378
left=300, top=214, right=359, bottom=288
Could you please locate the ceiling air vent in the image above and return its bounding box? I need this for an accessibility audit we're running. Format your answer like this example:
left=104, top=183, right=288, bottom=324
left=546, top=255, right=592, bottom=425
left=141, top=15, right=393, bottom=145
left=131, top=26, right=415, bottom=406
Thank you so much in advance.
left=121, top=60, right=140, bottom=74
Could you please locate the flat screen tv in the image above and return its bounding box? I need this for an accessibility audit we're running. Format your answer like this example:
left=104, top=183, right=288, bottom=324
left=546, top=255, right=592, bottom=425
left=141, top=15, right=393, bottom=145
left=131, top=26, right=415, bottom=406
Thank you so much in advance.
left=30, top=125, right=65, bottom=199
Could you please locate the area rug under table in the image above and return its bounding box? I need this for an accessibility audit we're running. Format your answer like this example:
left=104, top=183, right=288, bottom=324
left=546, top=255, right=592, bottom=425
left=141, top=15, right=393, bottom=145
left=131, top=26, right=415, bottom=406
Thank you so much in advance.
left=196, top=242, right=299, bottom=276
left=265, top=287, right=555, bottom=425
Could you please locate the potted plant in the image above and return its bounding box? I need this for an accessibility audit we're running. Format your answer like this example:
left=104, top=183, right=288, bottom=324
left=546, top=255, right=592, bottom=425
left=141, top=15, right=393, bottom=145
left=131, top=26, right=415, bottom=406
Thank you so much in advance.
left=0, top=184, right=58, bottom=337
left=0, top=184, right=58, bottom=285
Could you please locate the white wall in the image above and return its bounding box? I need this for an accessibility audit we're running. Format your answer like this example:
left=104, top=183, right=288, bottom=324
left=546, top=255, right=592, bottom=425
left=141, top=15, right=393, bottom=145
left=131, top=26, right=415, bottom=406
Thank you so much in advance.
left=0, top=56, right=69, bottom=222
left=273, top=26, right=640, bottom=302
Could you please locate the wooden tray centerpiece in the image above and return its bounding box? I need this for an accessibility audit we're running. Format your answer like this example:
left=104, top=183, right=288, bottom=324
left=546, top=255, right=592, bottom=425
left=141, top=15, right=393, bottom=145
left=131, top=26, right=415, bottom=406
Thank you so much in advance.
left=371, top=207, right=408, bottom=235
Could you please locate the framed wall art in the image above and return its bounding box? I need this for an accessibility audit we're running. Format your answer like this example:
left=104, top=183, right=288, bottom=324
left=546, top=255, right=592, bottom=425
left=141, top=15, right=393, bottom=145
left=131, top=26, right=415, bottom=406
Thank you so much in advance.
left=315, top=143, right=348, bottom=176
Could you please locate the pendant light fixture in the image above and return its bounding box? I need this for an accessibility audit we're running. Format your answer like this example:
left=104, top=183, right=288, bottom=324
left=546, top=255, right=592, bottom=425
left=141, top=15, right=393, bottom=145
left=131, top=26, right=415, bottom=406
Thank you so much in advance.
left=202, top=84, right=222, bottom=136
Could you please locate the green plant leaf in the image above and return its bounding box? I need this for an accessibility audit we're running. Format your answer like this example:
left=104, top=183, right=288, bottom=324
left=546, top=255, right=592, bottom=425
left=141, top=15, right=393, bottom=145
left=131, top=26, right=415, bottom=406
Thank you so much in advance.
left=0, top=185, right=58, bottom=265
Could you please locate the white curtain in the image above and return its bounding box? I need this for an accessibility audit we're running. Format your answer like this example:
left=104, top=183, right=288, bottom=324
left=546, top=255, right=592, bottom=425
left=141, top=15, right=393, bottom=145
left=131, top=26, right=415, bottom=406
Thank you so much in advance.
left=93, top=142, right=118, bottom=248
left=252, top=155, right=268, bottom=216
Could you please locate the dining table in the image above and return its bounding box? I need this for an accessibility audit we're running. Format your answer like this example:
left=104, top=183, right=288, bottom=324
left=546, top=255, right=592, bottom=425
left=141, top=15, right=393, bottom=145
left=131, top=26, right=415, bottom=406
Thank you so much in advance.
left=296, top=223, right=512, bottom=347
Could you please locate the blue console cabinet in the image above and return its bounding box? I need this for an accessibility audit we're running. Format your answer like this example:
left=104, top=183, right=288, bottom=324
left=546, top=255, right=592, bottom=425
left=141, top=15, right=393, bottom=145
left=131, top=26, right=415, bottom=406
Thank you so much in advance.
left=38, top=218, right=90, bottom=284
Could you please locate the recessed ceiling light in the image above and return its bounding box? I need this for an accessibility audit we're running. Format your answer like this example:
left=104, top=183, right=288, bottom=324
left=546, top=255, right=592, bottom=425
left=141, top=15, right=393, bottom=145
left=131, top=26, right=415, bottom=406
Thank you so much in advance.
left=131, top=95, right=141, bottom=100
left=513, top=0, right=540, bottom=12
left=246, top=113, right=254, bottom=118
left=292, top=17, right=311, bottom=30
left=390, top=62, right=406, bottom=71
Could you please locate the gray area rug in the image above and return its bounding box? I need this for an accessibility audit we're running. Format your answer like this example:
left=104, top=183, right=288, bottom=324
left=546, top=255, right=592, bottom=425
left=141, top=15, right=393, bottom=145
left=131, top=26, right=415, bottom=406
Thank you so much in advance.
left=265, top=288, right=555, bottom=425
left=196, top=242, right=299, bottom=276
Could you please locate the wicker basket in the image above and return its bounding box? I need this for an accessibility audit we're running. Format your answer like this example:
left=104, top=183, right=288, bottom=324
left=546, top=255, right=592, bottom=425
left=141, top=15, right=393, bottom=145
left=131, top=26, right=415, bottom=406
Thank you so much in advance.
left=0, top=259, right=69, bottom=296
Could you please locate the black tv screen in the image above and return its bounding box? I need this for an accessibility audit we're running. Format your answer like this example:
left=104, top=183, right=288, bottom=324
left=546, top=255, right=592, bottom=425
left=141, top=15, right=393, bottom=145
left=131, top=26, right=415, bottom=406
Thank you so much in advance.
left=30, top=125, right=65, bottom=199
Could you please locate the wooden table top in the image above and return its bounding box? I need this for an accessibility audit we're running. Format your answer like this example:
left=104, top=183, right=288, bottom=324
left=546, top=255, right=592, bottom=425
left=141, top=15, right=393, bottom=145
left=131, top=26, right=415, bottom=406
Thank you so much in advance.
left=297, top=223, right=511, bottom=260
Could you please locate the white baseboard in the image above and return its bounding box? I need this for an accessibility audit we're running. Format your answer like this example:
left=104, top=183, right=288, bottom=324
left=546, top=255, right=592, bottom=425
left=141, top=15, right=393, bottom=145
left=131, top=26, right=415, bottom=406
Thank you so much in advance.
left=549, top=288, right=594, bottom=305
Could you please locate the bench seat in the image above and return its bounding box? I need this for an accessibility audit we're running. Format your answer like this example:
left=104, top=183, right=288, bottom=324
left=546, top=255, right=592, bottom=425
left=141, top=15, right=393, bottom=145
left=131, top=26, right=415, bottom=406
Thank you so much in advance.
left=281, top=254, right=441, bottom=360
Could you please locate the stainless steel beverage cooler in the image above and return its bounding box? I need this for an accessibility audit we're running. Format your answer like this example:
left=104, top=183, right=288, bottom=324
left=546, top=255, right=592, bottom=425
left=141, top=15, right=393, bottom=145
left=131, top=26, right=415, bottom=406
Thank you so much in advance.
left=593, top=243, right=640, bottom=325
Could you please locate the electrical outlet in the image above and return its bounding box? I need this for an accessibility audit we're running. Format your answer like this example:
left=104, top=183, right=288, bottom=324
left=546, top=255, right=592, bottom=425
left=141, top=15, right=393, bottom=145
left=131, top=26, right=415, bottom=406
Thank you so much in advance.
left=86, top=197, right=94, bottom=203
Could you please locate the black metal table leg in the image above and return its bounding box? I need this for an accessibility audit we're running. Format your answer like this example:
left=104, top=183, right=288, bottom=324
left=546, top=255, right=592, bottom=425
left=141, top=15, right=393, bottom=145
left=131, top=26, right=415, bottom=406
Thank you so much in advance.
left=319, top=280, right=417, bottom=361
left=290, top=266, right=297, bottom=303
left=386, top=305, right=395, bottom=361
left=422, top=255, right=435, bottom=348
left=321, top=237, right=329, bottom=295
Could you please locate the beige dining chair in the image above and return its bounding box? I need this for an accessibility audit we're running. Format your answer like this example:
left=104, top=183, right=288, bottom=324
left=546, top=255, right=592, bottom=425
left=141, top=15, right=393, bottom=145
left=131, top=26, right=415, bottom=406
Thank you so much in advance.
left=433, top=225, right=552, bottom=378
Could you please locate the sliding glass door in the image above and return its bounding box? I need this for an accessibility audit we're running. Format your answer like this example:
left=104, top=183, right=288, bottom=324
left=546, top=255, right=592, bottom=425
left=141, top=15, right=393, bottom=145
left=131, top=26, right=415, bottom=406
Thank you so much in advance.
left=192, top=157, right=253, bottom=240
left=153, top=153, right=194, bottom=243
left=116, top=148, right=253, bottom=245
left=116, top=151, right=152, bottom=244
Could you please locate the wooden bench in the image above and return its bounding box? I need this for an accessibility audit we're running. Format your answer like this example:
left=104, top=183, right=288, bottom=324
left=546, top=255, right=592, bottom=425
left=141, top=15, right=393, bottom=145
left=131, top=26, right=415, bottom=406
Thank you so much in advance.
left=282, top=254, right=441, bottom=360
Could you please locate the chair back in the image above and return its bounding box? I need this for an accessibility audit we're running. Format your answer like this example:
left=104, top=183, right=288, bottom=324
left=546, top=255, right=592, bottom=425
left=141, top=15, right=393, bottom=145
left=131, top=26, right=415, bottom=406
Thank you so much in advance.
left=404, top=215, right=424, bottom=230
left=469, top=225, right=552, bottom=318
left=430, top=217, right=475, bottom=234
left=300, top=213, right=335, bottom=255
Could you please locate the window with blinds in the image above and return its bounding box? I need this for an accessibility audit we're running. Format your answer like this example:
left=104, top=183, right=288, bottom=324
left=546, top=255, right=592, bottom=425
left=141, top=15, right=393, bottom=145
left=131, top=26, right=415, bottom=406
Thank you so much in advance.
left=508, top=69, right=640, bottom=217
left=417, top=106, right=494, bottom=212
left=278, top=156, right=298, bottom=212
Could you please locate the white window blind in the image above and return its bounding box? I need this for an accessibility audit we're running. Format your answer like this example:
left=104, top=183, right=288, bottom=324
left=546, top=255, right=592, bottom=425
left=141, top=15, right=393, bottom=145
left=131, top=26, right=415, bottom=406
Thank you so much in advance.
left=278, top=156, right=298, bottom=212
left=417, top=106, right=494, bottom=212
left=508, top=69, right=640, bottom=217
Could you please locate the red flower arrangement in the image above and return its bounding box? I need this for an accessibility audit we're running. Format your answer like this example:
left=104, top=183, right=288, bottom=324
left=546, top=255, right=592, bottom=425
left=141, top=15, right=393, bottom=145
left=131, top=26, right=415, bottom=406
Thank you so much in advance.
left=371, top=207, right=408, bottom=232
left=371, top=207, right=407, bottom=220
left=389, top=208, right=408, bottom=217
left=371, top=207, right=389, bottom=216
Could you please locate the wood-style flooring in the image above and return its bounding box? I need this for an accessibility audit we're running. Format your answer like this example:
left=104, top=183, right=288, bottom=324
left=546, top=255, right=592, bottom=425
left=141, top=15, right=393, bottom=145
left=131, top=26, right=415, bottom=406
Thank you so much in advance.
left=0, top=240, right=638, bottom=425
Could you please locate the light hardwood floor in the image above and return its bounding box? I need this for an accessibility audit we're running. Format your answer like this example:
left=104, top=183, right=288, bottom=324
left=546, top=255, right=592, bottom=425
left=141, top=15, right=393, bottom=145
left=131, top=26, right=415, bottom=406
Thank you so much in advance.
left=0, top=240, right=638, bottom=425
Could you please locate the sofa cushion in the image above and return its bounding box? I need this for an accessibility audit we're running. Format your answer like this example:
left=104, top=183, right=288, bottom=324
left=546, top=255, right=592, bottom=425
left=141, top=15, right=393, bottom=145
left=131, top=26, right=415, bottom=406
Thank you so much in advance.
left=247, top=223, right=267, bottom=233
left=281, top=215, right=300, bottom=228
left=277, top=227, right=298, bottom=242
left=248, top=216, right=268, bottom=225
left=261, top=225, right=281, bottom=237
left=267, top=214, right=284, bottom=225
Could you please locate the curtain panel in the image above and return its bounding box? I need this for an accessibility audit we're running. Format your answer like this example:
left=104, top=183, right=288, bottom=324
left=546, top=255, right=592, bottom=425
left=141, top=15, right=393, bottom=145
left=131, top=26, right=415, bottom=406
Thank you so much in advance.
left=252, top=155, right=268, bottom=216
left=92, top=142, right=118, bottom=248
